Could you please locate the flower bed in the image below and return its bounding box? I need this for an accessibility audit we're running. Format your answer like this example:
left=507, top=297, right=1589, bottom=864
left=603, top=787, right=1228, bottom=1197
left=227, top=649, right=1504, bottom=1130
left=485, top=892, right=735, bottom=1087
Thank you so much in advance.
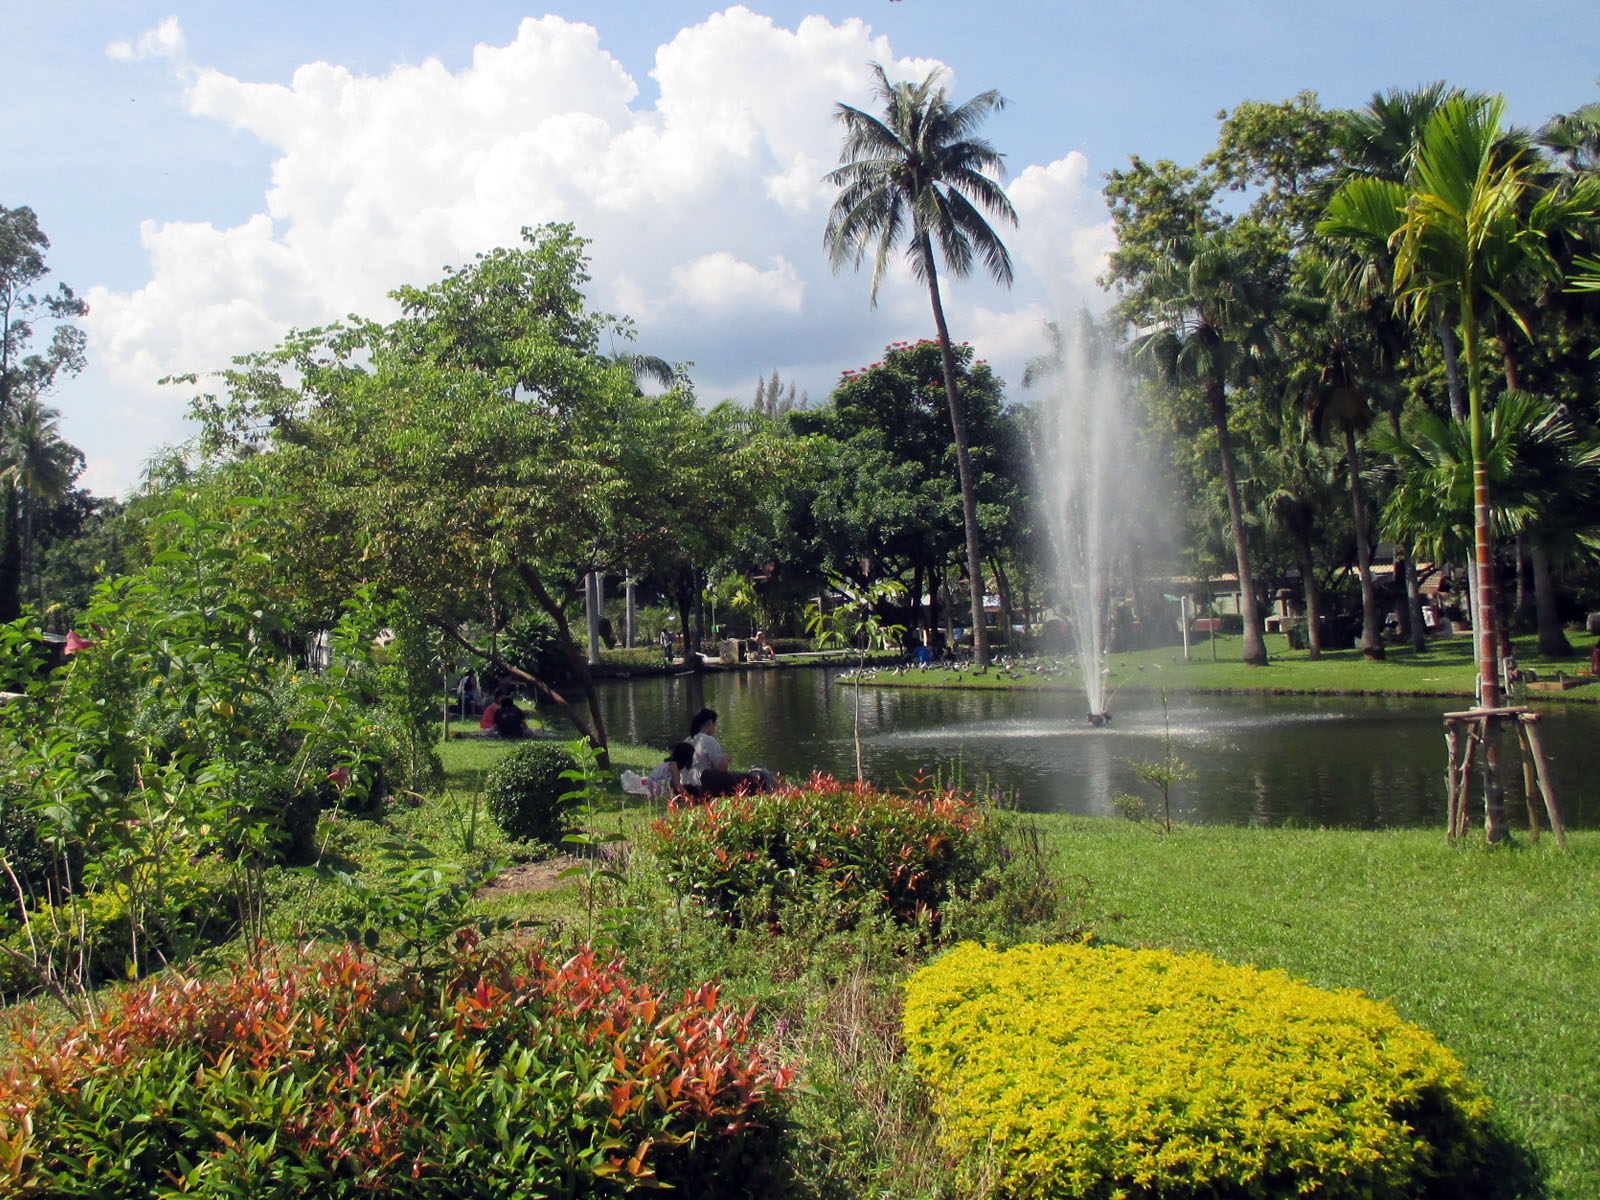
left=0, top=936, right=791, bottom=1196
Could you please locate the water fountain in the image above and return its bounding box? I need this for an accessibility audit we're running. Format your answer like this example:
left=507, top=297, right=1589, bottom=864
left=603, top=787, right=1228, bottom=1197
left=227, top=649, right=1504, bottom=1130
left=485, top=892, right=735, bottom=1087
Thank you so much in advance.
left=1029, top=320, right=1140, bottom=725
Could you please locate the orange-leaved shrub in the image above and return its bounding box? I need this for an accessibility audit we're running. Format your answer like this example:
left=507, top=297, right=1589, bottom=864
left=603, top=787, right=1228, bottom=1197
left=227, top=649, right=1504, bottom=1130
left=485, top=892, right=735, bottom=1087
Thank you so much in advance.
left=0, top=935, right=792, bottom=1197
left=903, top=941, right=1494, bottom=1200
left=650, top=774, right=990, bottom=928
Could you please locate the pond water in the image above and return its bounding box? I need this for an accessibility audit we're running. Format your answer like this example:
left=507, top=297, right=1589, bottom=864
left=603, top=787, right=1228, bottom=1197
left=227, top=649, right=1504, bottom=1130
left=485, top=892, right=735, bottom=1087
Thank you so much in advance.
left=572, top=668, right=1600, bottom=830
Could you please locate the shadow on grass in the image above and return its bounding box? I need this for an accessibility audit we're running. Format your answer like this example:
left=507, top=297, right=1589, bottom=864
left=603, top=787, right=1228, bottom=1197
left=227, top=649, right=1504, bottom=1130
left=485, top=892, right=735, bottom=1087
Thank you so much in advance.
left=1449, top=1117, right=1547, bottom=1200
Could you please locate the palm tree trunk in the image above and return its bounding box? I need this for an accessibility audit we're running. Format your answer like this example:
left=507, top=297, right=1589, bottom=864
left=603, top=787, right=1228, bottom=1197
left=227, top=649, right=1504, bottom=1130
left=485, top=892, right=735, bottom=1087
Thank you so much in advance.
left=1294, top=532, right=1324, bottom=660
left=991, top=556, right=1017, bottom=646
left=1530, top=543, right=1571, bottom=657
left=1208, top=381, right=1268, bottom=666
left=1463, top=309, right=1506, bottom=842
left=1434, top=310, right=1467, bottom=422
left=1344, top=427, right=1385, bottom=660
left=1404, top=556, right=1427, bottom=653
left=920, top=237, right=989, bottom=667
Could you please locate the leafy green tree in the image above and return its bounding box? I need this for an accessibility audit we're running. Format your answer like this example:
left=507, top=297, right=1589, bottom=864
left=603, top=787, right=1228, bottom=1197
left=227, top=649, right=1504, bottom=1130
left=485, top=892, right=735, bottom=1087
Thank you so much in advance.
left=824, top=63, right=1018, bottom=666
left=2, top=397, right=79, bottom=611
left=194, top=225, right=774, bottom=760
left=788, top=340, right=1018, bottom=627
left=0, top=206, right=86, bottom=622
left=1133, top=235, right=1276, bottom=665
left=32, top=492, right=131, bottom=632
left=1374, top=392, right=1600, bottom=656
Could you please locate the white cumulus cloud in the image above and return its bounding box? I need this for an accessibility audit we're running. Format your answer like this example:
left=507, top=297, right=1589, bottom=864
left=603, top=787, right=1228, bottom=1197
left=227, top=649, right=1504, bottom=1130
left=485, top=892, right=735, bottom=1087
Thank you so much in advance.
left=81, top=8, right=1121, bottom=492
left=106, top=14, right=186, bottom=64
left=670, top=252, right=803, bottom=316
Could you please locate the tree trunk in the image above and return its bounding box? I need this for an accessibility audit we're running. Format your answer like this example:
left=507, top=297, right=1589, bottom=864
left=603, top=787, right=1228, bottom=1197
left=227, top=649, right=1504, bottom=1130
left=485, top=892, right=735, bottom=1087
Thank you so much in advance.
left=1434, top=310, right=1467, bottom=422
left=1294, top=531, right=1324, bottom=660
left=1513, top=535, right=1532, bottom=627
left=1404, top=556, right=1427, bottom=653
left=516, top=563, right=611, bottom=769
left=1393, top=548, right=1411, bottom=640
left=910, top=561, right=924, bottom=644
left=1208, top=380, right=1268, bottom=665
left=0, top=482, right=19, bottom=624
left=1344, top=426, right=1385, bottom=660
left=920, top=236, right=989, bottom=667
left=1530, top=542, right=1571, bottom=657
left=991, top=556, right=1017, bottom=647
left=1462, top=309, right=1505, bottom=842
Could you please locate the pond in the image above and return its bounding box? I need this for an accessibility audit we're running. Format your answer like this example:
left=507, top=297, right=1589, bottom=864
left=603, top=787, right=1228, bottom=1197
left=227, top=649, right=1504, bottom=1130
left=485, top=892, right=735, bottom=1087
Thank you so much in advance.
left=575, top=667, right=1600, bottom=830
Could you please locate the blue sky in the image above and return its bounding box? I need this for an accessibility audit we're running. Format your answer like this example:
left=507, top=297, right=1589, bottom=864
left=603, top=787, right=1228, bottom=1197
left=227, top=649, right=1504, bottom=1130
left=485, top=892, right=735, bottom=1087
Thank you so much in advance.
left=7, top=1, right=1599, bottom=494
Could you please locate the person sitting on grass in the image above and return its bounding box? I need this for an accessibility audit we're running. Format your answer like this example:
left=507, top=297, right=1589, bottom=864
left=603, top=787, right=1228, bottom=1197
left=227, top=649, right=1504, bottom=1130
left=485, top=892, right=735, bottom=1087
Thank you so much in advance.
left=492, top=691, right=530, bottom=739
left=644, top=741, right=700, bottom=800
left=685, top=707, right=775, bottom=797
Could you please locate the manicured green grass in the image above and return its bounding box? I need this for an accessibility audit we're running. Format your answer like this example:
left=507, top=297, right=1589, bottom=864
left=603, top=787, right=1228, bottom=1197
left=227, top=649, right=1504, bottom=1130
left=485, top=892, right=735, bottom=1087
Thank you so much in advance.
left=870, top=631, right=1600, bottom=702
left=1043, top=816, right=1600, bottom=1199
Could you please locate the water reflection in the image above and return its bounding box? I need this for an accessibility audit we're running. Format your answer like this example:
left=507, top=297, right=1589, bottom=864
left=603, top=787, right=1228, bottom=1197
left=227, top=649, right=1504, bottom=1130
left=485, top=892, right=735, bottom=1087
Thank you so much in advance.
left=566, top=669, right=1599, bottom=830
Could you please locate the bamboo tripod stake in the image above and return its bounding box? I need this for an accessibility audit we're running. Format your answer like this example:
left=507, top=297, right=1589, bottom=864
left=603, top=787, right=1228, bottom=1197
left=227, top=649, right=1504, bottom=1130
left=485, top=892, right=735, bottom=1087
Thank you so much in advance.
left=1442, top=706, right=1565, bottom=848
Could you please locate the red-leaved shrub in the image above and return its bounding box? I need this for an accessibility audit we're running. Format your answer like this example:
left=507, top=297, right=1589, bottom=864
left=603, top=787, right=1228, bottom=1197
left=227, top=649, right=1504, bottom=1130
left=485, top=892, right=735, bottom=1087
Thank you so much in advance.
left=0, top=935, right=791, bottom=1196
left=650, top=774, right=991, bottom=928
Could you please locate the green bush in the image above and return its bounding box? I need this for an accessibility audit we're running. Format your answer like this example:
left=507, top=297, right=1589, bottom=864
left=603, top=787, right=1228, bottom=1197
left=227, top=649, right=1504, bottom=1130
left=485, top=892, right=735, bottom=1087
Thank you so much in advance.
left=650, top=776, right=994, bottom=930
left=903, top=941, right=1495, bottom=1200
left=0, top=938, right=793, bottom=1196
left=484, top=740, right=582, bottom=846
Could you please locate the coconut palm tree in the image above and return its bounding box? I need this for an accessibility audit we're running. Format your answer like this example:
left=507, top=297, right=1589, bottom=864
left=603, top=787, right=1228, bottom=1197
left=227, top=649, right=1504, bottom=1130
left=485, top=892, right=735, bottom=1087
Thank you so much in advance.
left=1539, top=98, right=1600, bottom=174
left=1, top=396, right=78, bottom=609
left=824, top=63, right=1017, bottom=667
left=1133, top=233, right=1276, bottom=666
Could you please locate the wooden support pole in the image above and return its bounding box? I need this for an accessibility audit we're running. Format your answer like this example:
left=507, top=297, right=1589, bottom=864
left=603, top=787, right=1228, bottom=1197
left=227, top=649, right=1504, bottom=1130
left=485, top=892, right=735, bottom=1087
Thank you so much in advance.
left=1515, top=722, right=1540, bottom=843
left=1455, top=730, right=1479, bottom=843
left=1519, top=715, right=1567, bottom=850
left=1444, top=724, right=1462, bottom=844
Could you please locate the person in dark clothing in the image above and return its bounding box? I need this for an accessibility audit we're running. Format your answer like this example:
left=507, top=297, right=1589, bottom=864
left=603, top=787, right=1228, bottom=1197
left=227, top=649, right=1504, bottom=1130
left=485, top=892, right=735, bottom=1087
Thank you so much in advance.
left=492, top=693, right=530, bottom=738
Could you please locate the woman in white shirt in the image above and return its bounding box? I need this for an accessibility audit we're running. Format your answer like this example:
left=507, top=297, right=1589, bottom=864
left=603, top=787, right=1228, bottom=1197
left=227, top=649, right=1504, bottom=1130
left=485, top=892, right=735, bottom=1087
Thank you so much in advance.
left=687, top=708, right=772, bottom=797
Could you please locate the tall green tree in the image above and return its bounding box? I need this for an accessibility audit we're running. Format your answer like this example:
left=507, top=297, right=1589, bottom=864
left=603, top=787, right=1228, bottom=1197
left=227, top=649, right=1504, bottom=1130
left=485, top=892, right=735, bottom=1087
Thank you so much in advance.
left=0, top=206, right=86, bottom=621
left=1322, top=96, right=1571, bottom=717
left=193, top=225, right=773, bottom=762
left=1133, top=234, right=1277, bottom=666
left=1, top=396, right=80, bottom=610
left=824, top=63, right=1018, bottom=666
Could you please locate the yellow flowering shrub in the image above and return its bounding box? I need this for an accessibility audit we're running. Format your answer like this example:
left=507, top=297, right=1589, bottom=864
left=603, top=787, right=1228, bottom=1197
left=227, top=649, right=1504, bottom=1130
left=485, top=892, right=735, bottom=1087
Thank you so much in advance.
left=902, top=942, right=1492, bottom=1199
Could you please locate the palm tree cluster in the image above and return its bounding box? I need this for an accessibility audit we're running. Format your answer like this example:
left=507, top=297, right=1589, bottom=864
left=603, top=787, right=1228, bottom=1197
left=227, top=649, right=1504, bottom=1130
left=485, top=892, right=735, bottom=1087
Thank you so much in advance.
left=1, top=205, right=89, bottom=620
left=1107, top=85, right=1600, bottom=695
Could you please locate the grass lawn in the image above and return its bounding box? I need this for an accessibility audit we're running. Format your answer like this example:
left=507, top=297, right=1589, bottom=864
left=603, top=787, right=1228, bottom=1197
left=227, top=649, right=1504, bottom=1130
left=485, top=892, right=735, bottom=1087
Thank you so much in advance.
left=866, top=630, right=1600, bottom=701
left=1045, top=816, right=1600, bottom=1199
left=422, top=733, right=1600, bottom=1197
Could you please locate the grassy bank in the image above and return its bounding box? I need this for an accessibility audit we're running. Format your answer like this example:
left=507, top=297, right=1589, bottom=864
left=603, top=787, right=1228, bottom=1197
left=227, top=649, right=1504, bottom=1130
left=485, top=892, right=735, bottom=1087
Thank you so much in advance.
left=1047, top=817, right=1599, bottom=1198
left=865, top=630, right=1600, bottom=701
left=400, top=737, right=1600, bottom=1198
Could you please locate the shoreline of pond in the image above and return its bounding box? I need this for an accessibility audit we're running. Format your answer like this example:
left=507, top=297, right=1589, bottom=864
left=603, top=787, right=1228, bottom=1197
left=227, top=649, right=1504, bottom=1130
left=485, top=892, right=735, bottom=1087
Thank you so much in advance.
left=849, top=678, right=1600, bottom=703
left=587, top=658, right=1600, bottom=704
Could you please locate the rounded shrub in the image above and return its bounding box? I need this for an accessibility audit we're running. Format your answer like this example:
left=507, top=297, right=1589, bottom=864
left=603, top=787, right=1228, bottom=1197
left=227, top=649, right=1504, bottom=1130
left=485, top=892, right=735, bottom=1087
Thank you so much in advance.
left=903, top=941, right=1493, bottom=1200
left=650, top=776, right=991, bottom=928
left=484, top=740, right=582, bottom=845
